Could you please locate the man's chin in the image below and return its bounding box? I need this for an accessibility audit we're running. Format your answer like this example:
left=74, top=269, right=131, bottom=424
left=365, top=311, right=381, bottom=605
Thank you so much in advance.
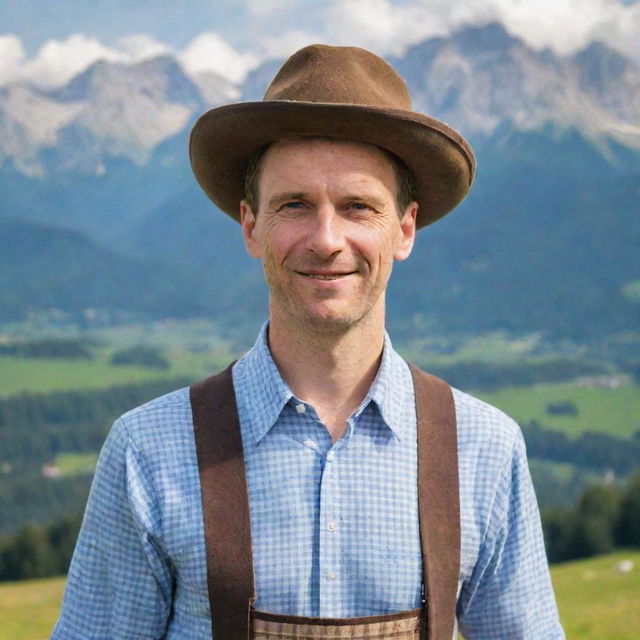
left=283, top=302, right=363, bottom=333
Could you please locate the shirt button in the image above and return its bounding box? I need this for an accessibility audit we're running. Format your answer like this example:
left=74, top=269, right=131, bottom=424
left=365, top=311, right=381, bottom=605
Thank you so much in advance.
left=328, top=521, right=337, bottom=531
left=326, top=452, right=334, bottom=462
left=327, top=570, right=336, bottom=580
left=295, top=403, right=306, bottom=413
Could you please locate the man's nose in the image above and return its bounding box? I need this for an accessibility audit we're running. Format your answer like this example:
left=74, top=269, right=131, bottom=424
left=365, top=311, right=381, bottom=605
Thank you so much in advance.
left=306, top=206, right=346, bottom=258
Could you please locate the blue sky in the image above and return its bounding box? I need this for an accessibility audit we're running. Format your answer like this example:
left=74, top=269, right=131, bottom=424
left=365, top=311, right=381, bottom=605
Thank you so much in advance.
left=1, top=0, right=638, bottom=87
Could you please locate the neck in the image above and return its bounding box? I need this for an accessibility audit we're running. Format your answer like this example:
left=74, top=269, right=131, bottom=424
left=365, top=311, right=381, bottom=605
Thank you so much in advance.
left=267, top=305, right=386, bottom=441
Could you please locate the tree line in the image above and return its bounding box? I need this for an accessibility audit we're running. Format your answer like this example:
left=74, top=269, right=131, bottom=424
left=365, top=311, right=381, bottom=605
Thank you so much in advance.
left=419, top=357, right=608, bottom=391
left=0, top=514, right=81, bottom=581
left=523, top=421, right=640, bottom=475
left=0, top=376, right=191, bottom=467
left=542, top=473, right=640, bottom=563
left=0, top=338, right=94, bottom=359
left=0, top=377, right=191, bottom=535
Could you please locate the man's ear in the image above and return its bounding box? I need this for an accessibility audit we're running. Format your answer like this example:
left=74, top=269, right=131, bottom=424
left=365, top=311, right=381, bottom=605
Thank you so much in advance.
left=240, top=200, right=262, bottom=259
left=394, top=201, right=418, bottom=262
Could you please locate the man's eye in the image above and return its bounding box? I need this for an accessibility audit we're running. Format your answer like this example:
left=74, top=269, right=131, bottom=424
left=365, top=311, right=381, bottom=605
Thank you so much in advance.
left=281, top=201, right=305, bottom=210
left=348, top=202, right=372, bottom=211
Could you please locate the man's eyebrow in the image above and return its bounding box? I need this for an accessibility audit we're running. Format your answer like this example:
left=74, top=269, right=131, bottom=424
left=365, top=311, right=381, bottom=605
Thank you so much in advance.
left=267, top=192, right=308, bottom=208
left=266, top=191, right=389, bottom=210
left=342, top=194, right=387, bottom=209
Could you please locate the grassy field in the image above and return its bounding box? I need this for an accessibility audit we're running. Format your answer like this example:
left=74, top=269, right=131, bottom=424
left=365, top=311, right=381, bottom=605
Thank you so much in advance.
left=0, top=320, right=238, bottom=397
left=0, top=348, right=234, bottom=397
left=476, top=382, right=640, bottom=439
left=552, top=550, right=640, bottom=639
left=0, top=575, right=65, bottom=640
left=2, top=551, right=638, bottom=639
left=0, top=356, right=180, bottom=396
left=53, top=452, right=99, bottom=477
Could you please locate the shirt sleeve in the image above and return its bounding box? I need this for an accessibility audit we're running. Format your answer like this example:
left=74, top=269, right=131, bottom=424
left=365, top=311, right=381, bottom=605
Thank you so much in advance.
left=457, top=431, right=565, bottom=639
left=51, top=417, right=174, bottom=639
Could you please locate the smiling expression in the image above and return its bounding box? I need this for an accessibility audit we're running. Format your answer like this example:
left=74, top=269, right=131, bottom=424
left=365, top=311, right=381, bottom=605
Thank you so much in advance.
left=240, top=138, right=417, bottom=333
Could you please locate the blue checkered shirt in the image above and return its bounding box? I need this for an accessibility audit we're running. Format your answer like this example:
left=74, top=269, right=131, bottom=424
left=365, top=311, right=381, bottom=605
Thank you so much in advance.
left=52, top=324, right=563, bottom=639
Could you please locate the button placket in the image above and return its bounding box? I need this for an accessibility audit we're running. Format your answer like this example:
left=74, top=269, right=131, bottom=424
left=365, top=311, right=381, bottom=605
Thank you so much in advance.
left=318, top=444, right=341, bottom=615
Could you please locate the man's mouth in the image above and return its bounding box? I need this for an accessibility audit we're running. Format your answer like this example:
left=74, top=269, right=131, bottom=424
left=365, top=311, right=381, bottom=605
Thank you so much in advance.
left=297, top=271, right=356, bottom=280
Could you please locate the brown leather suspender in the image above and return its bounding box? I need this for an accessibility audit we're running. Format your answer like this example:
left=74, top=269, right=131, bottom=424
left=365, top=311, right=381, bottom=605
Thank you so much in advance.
left=191, top=364, right=255, bottom=640
left=409, top=364, right=460, bottom=640
left=190, top=363, right=460, bottom=640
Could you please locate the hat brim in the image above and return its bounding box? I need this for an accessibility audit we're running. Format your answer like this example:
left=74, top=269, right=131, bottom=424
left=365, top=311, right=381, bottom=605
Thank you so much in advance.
left=189, top=101, right=475, bottom=228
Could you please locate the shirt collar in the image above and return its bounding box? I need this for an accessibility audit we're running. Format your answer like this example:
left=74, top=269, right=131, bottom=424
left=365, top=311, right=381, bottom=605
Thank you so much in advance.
left=236, top=322, right=413, bottom=444
left=365, top=330, right=413, bottom=442
left=236, top=322, right=293, bottom=444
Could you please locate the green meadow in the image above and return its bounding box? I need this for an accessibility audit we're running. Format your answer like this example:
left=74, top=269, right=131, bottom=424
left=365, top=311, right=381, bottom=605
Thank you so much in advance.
left=552, top=551, right=640, bottom=640
left=2, top=551, right=639, bottom=640
left=476, top=382, right=640, bottom=439
left=0, top=345, right=234, bottom=397
left=0, top=575, right=65, bottom=640
left=53, top=452, right=99, bottom=477
left=0, top=355, right=182, bottom=396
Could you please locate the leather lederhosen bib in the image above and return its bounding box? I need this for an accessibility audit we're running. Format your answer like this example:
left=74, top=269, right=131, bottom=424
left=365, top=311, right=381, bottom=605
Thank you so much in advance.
left=190, top=363, right=460, bottom=640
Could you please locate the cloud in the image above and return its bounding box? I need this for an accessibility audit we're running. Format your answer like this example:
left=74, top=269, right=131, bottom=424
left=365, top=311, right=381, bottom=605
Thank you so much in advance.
left=324, top=0, right=472, bottom=56
left=1, top=1, right=637, bottom=91
left=0, top=29, right=258, bottom=90
left=20, top=34, right=120, bottom=88
left=115, top=34, right=171, bottom=61
left=0, top=32, right=173, bottom=89
left=178, top=32, right=258, bottom=84
left=0, top=34, right=26, bottom=85
left=248, top=0, right=640, bottom=61
left=240, top=1, right=465, bottom=61
left=484, top=0, right=640, bottom=57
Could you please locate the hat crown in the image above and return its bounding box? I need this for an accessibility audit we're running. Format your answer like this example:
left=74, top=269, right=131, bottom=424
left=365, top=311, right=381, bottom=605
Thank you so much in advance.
left=264, top=44, right=413, bottom=111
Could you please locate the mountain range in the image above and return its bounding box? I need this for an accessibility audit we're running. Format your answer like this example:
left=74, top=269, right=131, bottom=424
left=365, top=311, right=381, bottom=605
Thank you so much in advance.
left=1, top=23, right=638, bottom=344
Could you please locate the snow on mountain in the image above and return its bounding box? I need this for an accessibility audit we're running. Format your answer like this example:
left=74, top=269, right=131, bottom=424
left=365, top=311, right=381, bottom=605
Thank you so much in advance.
left=0, top=23, right=638, bottom=177
left=0, top=55, right=233, bottom=174
left=394, top=24, right=640, bottom=151
left=0, top=84, right=84, bottom=176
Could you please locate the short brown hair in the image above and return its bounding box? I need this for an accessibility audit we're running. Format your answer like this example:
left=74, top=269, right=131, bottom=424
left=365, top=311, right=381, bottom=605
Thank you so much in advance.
left=244, top=139, right=417, bottom=216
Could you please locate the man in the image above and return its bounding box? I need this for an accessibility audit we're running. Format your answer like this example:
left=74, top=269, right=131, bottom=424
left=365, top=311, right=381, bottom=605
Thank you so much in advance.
left=53, top=45, right=564, bottom=638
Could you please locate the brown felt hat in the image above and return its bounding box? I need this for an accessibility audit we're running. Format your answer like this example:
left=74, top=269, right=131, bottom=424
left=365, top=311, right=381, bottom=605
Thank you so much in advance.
left=189, top=44, right=476, bottom=228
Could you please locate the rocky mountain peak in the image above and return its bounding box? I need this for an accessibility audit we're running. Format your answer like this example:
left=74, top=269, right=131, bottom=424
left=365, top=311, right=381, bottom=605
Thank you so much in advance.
left=1, top=23, right=638, bottom=177
left=451, top=21, right=522, bottom=55
left=394, top=23, right=640, bottom=151
left=50, top=55, right=204, bottom=108
left=0, top=55, right=213, bottom=174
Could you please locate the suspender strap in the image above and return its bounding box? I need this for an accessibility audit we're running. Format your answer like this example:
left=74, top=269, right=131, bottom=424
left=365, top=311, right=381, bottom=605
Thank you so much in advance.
left=191, top=362, right=460, bottom=640
left=190, top=364, right=254, bottom=640
left=409, top=364, right=460, bottom=640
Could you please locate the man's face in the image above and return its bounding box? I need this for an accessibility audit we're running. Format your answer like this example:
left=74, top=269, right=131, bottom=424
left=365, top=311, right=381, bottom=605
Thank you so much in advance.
left=240, top=138, right=417, bottom=333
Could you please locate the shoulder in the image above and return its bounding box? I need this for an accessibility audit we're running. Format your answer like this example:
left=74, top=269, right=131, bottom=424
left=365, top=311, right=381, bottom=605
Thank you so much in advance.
left=451, top=388, right=533, bottom=561
left=451, top=387, right=528, bottom=516
left=114, top=386, right=194, bottom=456
left=452, top=386, right=523, bottom=458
